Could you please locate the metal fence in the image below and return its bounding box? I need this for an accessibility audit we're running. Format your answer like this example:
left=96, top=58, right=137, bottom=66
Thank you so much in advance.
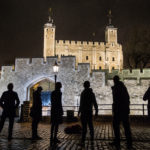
left=42, top=104, right=148, bottom=116
left=0, top=104, right=148, bottom=117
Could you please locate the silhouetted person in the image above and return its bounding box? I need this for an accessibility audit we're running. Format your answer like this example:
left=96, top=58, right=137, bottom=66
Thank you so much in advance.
left=50, top=82, right=63, bottom=144
left=30, top=86, right=43, bottom=140
left=111, top=75, right=132, bottom=149
left=143, top=86, right=150, bottom=117
left=78, top=81, right=98, bottom=144
left=0, top=83, right=20, bottom=140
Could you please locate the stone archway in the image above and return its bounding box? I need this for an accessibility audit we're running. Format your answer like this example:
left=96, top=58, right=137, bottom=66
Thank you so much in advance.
left=29, top=79, right=55, bottom=104
left=26, top=77, right=54, bottom=101
left=26, top=77, right=55, bottom=116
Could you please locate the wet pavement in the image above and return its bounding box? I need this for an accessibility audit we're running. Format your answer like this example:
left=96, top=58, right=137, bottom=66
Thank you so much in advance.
left=0, top=117, right=150, bottom=150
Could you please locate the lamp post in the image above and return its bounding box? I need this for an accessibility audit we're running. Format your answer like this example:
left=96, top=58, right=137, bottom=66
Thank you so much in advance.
left=53, top=61, right=59, bottom=89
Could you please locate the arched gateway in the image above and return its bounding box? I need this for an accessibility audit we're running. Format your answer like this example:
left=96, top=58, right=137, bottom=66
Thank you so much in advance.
left=26, top=77, right=55, bottom=116
left=26, top=77, right=55, bottom=102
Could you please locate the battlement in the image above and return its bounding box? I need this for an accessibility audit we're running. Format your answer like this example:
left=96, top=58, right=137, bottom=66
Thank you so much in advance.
left=1, top=66, right=14, bottom=73
left=15, top=58, right=30, bottom=65
left=104, top=69, right=150, bottom=82
left=1, top=57, right=150, bottom=81
left=56, top=40, right=105, bottom=47
left=46, top=56, right=58, bottom=65
left=31, top=58, right=45, bottom=65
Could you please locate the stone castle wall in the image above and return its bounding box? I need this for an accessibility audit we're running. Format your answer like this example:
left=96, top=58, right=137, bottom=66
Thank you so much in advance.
left=55, top=40, right=122, bottom=71
left=44, top=22, right=123, bottom=72
left=0, top=56, right=149, bottom=115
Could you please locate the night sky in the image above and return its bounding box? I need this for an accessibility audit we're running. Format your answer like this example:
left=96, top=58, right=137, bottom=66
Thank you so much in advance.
left=0, top=0, right=150, bottom=67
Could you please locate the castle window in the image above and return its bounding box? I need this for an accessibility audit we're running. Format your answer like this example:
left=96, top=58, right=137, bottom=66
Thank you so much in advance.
left=112, top=57, right=115, bottom=61
left=99, top=66, right=102, bottom=70
left=112, top=67, right=115, bottom=70
left=86, top=56, right=88, bottom=60
left=99, top=56, right=102, bottom=61
left=52, top=29, right=53, bottom=32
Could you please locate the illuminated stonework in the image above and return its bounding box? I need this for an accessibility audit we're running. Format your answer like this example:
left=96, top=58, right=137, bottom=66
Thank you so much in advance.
left=43, top=19, right=123, bottom=72
left=0, top=56, right=149, bottom=115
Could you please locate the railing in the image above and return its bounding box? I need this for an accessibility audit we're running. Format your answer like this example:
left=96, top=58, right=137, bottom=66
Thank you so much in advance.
left=0, top=104, right=148, bottom=117
left=42, top=104, right=148, bottom=116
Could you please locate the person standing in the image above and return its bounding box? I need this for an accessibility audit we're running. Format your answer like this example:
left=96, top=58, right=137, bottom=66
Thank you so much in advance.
left=0, top=83, right=20, bottom=140
left=50, top=82, right=63, bottom=144
left=143, top=86, right=150, bottom=117
left=111, top=75, right=132, bottom=149
left=30, top=86, right=43, bottom=140
left=78, top=81, right=98, bottom=144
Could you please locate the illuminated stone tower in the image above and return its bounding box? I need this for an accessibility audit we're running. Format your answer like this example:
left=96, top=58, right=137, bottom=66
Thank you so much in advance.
left=105, top=26, right=117, bottom=44
left=43, top=10, right=56, bottom=60
left=105, top=10, right=117, bottom=43
left=104, top=10, right=123, bottom=71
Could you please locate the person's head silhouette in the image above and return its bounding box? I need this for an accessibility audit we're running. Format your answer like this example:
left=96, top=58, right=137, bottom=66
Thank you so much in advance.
left=84, top=81, right=90, bottom=88
left=7, top=83, right=13, bottom=91
left=55, top=82, right=62, bottom=90
left=113, top=75, right=120, bottom=85
left=37, top=86, right=43, bottom=92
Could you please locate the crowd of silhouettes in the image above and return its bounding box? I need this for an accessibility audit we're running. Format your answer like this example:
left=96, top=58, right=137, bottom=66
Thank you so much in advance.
left=1, top=76, right=150, bottom=149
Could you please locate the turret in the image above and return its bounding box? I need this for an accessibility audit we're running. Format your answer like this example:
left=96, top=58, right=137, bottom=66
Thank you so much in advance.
left=105, top=10, right=117, bottom=44
left=104, top=10, right=122, bottom=72
left=43, top=9, right=56, bottom=60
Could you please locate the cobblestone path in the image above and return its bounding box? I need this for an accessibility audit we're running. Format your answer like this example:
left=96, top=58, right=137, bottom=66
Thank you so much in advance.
left=0, top=119, right=150, bottom=150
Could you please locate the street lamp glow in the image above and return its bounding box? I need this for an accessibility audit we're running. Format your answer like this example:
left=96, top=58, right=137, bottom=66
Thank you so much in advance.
left=53, top=61, right=59, bottom=89
left=53, top=61, right=59, bottom=73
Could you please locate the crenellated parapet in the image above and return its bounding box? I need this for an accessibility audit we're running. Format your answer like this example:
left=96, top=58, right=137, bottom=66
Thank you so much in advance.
left=1, top=66, right=14, bottom=73
left=1, top=57, right=150, bottom=85
left=105, top=69, right=150, bottom=84
left=56, top=40, right=105, bottom=47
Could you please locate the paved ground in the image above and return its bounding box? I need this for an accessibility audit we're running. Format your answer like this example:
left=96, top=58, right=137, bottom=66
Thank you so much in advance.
left=0, top=117, right=150, bottom=150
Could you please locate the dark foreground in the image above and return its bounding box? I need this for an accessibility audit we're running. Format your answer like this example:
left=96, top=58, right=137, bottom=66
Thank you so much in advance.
left=0, top=117, right=150, bottom=150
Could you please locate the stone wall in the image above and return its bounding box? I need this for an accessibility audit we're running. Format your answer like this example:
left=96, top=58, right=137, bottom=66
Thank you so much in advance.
left=55, top=39, right=122, bottom=71
left=0, top=56, right=149, bottom=115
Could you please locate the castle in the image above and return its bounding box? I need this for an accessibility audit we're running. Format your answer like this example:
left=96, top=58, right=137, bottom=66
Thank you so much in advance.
left=0, top=12, right=148, bottom=116
left=43, top=13, right=123, bottom=72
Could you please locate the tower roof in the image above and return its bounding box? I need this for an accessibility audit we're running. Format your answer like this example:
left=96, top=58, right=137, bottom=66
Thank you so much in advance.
left=107, top=10, right=113, bottom=27
left=44, top=8, right=55, bottom=28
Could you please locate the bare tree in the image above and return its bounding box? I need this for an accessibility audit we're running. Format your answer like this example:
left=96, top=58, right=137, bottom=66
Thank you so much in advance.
left=124, top=26, right=150, bottom=69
